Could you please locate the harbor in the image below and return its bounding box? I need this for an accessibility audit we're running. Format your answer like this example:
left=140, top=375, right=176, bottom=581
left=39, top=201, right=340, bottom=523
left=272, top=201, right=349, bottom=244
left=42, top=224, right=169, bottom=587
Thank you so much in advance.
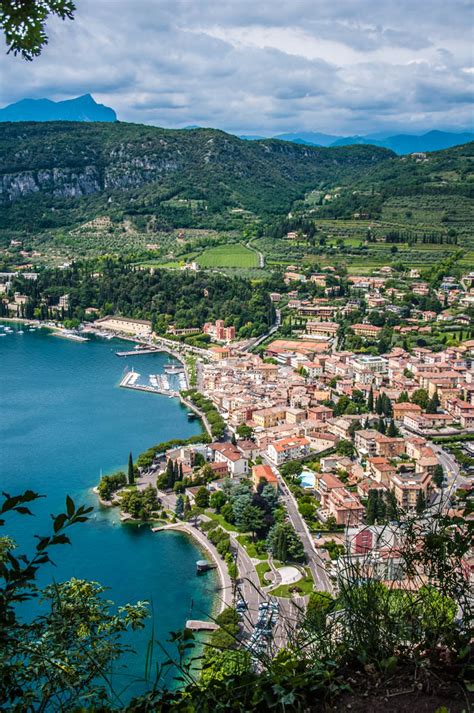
left=119, top=361, right=187, bottom=394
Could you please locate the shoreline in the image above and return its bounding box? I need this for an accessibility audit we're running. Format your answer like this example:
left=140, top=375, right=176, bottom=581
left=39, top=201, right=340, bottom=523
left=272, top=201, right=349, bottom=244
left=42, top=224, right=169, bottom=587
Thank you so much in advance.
left=151, top=522, right=232, bottom=614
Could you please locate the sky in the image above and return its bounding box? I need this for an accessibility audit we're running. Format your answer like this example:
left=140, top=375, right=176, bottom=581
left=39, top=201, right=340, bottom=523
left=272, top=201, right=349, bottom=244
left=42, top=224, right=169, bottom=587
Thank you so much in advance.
left=1, top=0, right=473, bottom=136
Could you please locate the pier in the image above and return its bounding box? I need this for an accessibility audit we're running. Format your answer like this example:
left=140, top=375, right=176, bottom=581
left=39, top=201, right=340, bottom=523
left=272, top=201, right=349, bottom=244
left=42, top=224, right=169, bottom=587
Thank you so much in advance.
left=119, top=370, right=179, bottom=397
left=186, top=620, right=219, bottom=632
left=116, top=348, right=160, bottom=357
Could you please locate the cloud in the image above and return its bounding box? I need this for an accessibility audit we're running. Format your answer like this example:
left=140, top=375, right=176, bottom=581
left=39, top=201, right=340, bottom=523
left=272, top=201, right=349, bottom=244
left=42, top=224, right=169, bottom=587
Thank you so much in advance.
left=0, top=0, right=472, bottom=135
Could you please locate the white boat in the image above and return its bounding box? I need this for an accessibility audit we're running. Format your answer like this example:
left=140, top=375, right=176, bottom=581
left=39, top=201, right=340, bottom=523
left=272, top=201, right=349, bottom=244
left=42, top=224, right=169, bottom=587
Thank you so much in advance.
left=0, top=333, right=5, bottom=337
left=18, top=330, right=24, bottom=334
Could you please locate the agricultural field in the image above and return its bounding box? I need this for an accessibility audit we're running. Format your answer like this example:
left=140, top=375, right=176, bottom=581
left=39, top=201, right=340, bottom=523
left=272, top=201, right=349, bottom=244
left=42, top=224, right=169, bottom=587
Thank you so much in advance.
left=196, top=243, right=259, bottom=268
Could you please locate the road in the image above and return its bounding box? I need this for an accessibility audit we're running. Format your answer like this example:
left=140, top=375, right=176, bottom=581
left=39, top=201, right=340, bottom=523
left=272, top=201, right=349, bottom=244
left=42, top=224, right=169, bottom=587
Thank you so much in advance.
left=245, top=239, right=265, bottom=269
left=277, top=476, right=332, bottom=593
left=237, top=308, right=281, bottom=353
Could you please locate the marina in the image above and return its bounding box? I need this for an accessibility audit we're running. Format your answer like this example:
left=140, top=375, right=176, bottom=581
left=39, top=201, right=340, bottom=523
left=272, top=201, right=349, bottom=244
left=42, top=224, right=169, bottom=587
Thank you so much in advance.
left=119, top=369, right=179, bottom=397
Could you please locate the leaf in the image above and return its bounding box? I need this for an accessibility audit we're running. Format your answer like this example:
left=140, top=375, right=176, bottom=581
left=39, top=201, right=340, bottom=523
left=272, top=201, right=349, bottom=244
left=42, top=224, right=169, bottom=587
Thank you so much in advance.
left=53, top=513, right=68, bottom=533
left=66, top=495, right=75, bottom=518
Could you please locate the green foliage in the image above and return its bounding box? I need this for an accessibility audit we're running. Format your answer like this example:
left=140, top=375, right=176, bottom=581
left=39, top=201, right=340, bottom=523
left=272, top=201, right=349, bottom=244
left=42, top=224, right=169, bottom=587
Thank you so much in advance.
left=128, top=451, right=135, bottom=485
left=0, top=0, right=76, bottom=61
left=97, top=470, right=127, bottom=501
left=182, top=390, right=226, bottom=439
left=411, top=388, right=430, bottom=410
left=11, top=260, right=274, bottom=341
left=210, top=490, right=227, bottom=513
left=0, top=122, right=393, bottom=237
left=194, top=486, right=210, bottom=509
left=120, top=485, right=160, bottom=520
left=336, top=439, right=355, bottom=458
left=0, top=491, right=147, bottom=709
left=266, top=522, right=306, bottom=563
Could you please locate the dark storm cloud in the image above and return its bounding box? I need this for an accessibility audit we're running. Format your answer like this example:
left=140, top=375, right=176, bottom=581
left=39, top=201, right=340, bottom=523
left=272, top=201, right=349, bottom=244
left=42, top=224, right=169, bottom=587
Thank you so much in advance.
left=0, top=0, right=472, bottom=134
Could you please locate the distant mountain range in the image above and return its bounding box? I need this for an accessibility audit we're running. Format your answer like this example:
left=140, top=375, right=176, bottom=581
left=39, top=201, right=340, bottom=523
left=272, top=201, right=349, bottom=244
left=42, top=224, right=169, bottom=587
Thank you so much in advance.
left=240, top=129, right=474, bottom=155
left=0, top=94, right=117, bottom=123
left=0, top=94, right=472, bottom=155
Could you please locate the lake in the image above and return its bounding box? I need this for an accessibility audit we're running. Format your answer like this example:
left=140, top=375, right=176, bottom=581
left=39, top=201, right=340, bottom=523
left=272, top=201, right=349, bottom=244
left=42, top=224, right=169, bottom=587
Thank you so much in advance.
left=0, top=322, right=218, bottom=701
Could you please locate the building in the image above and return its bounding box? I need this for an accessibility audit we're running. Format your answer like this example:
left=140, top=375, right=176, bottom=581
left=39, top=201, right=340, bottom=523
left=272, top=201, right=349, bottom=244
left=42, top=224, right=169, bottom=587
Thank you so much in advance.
left=59, top=294, right=70, bottom=310
left=211, top=443, right=248, bottom=478
left=204, top=320, right=235, bottom=342
left=94, top=316, right=153, bottom=337
left=392, top=402, right=422, bottom=423
left=267, top=436, right=310, bottom=465
left=352, top=324, right=382, bottom=339
left=252, top=464, right=278, bottom=490
left=305, top=321, right=339, bottom=338
left=354, top=430, right=380, bottom=457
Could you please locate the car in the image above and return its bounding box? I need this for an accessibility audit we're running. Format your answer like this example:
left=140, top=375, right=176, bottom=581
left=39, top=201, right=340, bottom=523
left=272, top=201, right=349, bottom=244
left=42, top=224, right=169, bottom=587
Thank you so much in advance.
left=236, top=599, right=247, bottom=611
left=259, top=602, right=270, bottom=610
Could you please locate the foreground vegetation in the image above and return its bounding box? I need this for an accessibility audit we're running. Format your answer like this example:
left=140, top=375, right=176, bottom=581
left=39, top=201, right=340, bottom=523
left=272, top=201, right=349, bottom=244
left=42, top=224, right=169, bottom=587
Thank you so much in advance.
left=2, top=489, right=471, bottom=711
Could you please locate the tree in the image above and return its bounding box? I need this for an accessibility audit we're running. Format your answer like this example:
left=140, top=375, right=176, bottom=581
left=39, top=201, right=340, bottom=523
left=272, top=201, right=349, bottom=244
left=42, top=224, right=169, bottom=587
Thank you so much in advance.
left=0, top=492, right=147, bottom=709
left=240, top=504, right=265, bottom=542
left=426, top=390, right=440, bottom=414
left=397, top=391, right=410, bottom=403
left=367, top=386, right=374, bottom=412
left=260, top=484, right=279, bottom=512
left=267, top=522, right=306, bottom=563
left=220, top=502, right=235, bottom=524
left=348, top=419, right=361, bottom=439
left=336, top=439, right=355, bottom=458
left=210, top=490, right=227, bottom=513
left=128, top=452, right=135, bottom=485
left=433, top=464, right=444, bottom=489
left=195, top=486, right=210, bottom=509
left=166, top=459, right=176, bottom=489
left=236, top=424, right=254, bottom=440
left=387, top=419, right=398, bottom=437
left=411, top=388, right=430, bottom=410
left=375, top=394, right=384, bottom=415
left=1, top=0, right=76, bottom=61
left=175, top=494, right=184, bottom=518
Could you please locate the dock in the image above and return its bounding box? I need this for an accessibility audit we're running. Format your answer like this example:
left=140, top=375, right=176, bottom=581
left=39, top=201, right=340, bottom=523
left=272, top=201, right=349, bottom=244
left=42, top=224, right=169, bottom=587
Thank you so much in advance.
left=116, top=348, right=160, bottom=357
left=186, top=620, right=219, bottom=632
left=119, top=370, right=178, bottom=397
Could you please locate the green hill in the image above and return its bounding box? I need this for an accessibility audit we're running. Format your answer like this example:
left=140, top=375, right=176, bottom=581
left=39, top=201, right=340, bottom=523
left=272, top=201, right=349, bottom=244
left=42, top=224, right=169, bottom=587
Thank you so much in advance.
left=0, top=121, right=393, bottom=236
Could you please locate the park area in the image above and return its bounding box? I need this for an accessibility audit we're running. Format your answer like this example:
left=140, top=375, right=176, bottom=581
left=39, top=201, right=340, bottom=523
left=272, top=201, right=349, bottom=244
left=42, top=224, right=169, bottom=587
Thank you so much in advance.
left=197, top=243, right=259, bottom=268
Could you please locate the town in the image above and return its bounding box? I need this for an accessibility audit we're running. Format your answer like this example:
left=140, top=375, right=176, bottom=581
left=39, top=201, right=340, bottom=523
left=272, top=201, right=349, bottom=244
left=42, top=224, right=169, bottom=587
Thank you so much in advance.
left=31, top=258, right=468, bottom=655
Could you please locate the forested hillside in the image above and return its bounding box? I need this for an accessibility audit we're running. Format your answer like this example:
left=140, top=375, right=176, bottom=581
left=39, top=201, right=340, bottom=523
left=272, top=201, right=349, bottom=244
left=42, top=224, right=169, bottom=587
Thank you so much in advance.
left=0, top=121, right=392, bottom=233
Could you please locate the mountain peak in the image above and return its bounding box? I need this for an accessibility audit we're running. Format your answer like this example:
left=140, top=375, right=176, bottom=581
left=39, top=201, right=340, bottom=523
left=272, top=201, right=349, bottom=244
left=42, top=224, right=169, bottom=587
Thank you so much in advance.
left=0, top=94, right=117, bottom=123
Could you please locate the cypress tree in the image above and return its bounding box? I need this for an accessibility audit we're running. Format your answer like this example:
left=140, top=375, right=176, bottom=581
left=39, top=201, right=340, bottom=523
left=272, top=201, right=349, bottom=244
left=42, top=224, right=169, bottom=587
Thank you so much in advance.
left=166, top=459, right=174, bottom=489
left=377, top=417, right=386, bottom=434
left=175, top=494, right=184, bottom=518
left=128, top=452, right=134, bottom=485
left=367, top=386, right=374, bottom=412
left=375, top=394, right=384, bottom=415
left=366, top=492, right=377, bottom=525
left=387, top=419, right=397, bottom=437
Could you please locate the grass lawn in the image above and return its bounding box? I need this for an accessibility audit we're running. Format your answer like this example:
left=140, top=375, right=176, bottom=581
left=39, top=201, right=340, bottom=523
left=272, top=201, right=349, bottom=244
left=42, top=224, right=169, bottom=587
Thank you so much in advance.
left=197, top=243, right=258, bottom=268
left=205, top=511, right=236, bottom=532
left=236, top=534, right=268, bottom=560
left=271, top=568, right=314, bottom=598
left=255, top=561, right=271, bottom=586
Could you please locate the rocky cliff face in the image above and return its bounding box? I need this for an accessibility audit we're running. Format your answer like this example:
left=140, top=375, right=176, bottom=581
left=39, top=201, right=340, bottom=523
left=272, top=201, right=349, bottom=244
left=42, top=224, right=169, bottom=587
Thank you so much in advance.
left=0, top=166, right=102, bottom=202
left=0, top=122, right=394, bottom=211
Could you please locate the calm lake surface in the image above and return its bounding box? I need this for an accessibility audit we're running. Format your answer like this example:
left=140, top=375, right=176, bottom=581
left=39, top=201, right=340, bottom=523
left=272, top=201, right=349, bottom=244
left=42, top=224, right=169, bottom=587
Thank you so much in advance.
left=0, top=323, right=218, bottom=700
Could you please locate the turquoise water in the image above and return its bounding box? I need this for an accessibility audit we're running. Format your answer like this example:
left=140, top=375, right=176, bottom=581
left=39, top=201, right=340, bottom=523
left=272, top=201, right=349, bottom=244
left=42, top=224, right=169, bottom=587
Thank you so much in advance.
left=0, top=323, right=217, bottom=701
